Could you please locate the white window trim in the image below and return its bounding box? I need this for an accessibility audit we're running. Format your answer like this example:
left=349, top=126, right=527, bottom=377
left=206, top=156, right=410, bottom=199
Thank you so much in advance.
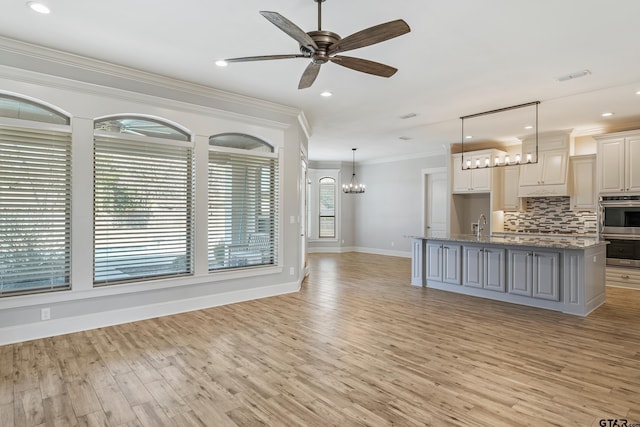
left=307, top=168, right=340, bottom=243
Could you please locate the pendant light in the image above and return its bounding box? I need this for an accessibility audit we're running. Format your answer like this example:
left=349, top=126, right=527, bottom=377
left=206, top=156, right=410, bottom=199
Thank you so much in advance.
left=460, top=101, right=540, bottom=169
left=342, top=148, right=365, bottom=194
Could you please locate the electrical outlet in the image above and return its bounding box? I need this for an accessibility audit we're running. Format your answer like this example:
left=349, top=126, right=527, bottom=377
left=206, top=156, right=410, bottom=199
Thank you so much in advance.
left=41, top=307, right=51, bottom=321
left=391, top=241, right=395, bottom=247
left=289, top=267, right=295, bottom=276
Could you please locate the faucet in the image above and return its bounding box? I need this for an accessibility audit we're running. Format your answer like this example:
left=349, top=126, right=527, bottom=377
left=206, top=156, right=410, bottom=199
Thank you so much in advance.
left=477, top=213, right=487, bottom=238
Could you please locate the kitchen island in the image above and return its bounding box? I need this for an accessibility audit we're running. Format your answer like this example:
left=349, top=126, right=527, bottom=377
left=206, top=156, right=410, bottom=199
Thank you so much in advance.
left=410, top=234, right=608, bottom=316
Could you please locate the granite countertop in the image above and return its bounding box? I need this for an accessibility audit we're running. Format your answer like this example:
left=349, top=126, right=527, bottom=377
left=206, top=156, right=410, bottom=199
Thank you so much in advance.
left=411, top=233, right=608, bottom=250
left=491, top=231, right=598, bottom=239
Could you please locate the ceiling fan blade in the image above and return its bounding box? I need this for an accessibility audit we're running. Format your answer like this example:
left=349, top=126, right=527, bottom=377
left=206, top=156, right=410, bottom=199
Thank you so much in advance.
left=225, top=54, right=307, bottom=63
left=328, top=19, right=410, bottom=55
left=260, top=11, right=319, bottom=52
left=298, top=62, right=321, bottom=89
left=330, top=56, right=398, bottom=78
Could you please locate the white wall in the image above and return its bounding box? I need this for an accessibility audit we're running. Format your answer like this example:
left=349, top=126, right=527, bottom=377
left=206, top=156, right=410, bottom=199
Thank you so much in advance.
left=307, top=162, right=356, bottom=253
left=0, top=45, right=308, bottom=344
left=352, top=155, right=448, bottom=257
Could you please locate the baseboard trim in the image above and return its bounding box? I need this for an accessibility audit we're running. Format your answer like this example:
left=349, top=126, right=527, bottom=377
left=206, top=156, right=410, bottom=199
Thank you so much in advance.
left=0, top=280, right=301, bottom=346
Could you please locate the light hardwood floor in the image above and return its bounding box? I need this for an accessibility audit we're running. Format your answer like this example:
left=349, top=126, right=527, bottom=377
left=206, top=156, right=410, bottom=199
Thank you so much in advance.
left=1, top=252, right=640, bottom=426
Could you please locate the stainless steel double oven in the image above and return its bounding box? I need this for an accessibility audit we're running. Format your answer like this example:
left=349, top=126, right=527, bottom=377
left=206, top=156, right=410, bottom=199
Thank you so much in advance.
left=601, top=195, right=640, bottom=267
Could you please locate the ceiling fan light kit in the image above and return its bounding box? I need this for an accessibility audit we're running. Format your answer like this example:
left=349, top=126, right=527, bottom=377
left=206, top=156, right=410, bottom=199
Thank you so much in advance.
left=223, top=0, right=410, bottom=89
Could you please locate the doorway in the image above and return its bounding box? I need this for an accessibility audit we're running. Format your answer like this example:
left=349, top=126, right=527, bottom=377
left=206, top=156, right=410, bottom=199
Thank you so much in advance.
left=422, top=168, right=448, bottom=235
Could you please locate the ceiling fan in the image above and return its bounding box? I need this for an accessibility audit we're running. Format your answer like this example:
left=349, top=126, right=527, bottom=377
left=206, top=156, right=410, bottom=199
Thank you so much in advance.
left=222, top=0, right=411, bottom=89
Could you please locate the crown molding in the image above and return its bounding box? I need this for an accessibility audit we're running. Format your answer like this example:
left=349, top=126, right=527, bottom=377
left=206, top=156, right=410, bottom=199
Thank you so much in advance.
left=362, top=146, right=448, bottom=165
left=0, top=36, right=303, bottom=124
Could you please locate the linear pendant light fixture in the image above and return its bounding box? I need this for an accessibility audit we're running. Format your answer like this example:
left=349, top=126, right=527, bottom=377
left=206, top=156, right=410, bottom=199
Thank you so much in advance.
left=460, top=101, right=540, bottom=169
left=343, top=148, right=365, bottom=193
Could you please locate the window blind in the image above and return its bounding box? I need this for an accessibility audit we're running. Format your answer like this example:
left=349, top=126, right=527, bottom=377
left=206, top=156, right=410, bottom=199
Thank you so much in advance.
left=319, top=177, right=336, bottom=238
left=0, top=125, right=71, bottom=296
left=94, top=134, right=194, bottom=284
left=208, top=150, right=278, bottom=270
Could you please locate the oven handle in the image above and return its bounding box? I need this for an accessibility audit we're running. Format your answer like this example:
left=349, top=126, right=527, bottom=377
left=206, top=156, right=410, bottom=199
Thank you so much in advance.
left=600, top=201, right=640, bottom=207
left=602, top=233, right=640, bottom=241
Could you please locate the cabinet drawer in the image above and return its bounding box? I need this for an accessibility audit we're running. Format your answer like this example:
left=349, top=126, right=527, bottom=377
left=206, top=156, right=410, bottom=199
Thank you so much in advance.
left=606, top=266, right=640, bottom=290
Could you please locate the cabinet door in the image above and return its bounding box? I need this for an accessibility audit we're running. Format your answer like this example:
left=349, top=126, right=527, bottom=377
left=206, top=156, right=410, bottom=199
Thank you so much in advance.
left=570, top=156, right=596, bottom=211
left=519, top=162, right=542, bottom=187
left=502, top=166, right=521, bottom=210
left=426, top=243, right=443, bottom=282
left=507, top=250, right=532, bottom=296
left=470, top=155, right=491, bottom=191
left=462, top=246, right=483, bottom=288
left=532, top=251, right=560, bottom=301
left=598, top=138, right=625, bottom=192
left=442, top=245, right=462, bottom=285
left=483, top=248, right=505, bottom=292
left=626, top=137, right=640, bottom=192
left=540, top=150, right=568, bottom=185
left=452, top=155, right=472, bottom=193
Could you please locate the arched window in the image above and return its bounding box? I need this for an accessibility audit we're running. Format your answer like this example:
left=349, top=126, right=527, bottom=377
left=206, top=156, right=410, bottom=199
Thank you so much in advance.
left=0, top=93, right=69, bottom=125
left=94, top=116, right=189, bottom=141
left=0, top=93, right=71, bottom=296
left=93, top=116, right=194, bottom=285
left=319, top=177, right=336, bottom=238
left=209, top=133, right=273, bottom=153
left=208, top=134, right=278, bottom=270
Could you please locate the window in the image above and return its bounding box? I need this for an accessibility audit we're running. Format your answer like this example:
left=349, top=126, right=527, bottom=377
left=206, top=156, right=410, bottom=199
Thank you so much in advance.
left=307, top=169, right=339, bottom=241
left=0, top=94, right=70, bottom=125
left=0, top=94, right=71, bottom=296
left=93, top=116, right=194, bottom=285
left=319, top=177, right=336, bottom=238
left=208, top=134, right=278, bottom=270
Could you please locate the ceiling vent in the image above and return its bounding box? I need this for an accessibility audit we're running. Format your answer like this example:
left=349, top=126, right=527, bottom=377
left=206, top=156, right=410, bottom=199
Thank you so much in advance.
left=556, top=69, right=591, bottom=82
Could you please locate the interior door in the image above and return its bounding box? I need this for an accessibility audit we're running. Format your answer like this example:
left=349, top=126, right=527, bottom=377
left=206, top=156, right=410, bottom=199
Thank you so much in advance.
left=425, top=172, right=447, bottom=235
left=300, top=153, right=308, bottom=277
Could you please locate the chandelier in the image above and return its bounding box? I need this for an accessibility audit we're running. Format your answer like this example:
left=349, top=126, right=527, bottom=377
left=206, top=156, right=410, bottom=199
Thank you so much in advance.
left=460, top=101, right=540, bottom=169
left=342, top=148, right=365, bottom=194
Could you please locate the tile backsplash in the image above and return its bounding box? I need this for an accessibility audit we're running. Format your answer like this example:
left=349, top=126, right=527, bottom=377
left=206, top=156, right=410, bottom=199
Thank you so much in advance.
left=503, top=197, right=597, bottom=234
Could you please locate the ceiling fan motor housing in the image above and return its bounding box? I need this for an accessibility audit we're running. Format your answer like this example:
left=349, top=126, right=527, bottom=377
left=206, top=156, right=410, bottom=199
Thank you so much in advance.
left=307, top=31, right=341, bottom=64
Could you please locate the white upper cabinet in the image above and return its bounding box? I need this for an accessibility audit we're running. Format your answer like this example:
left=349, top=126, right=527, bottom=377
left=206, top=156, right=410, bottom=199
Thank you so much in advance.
left=596, top=131, right=640, bottom=194
left=570, top=155, right=596, bottom=211
left=518, top=131, right=570, bottom=197
left=518, top=150, right=569, bottom=196
left=452, top=149, right=504, bottom=193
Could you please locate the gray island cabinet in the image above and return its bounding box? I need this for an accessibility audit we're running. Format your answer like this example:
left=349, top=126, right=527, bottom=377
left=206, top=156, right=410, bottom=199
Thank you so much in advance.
left=410, top=234, right=608, bottom=316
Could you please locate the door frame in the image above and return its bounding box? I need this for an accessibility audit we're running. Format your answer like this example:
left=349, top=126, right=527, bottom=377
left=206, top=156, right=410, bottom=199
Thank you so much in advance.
left=422, top=167, right=449, bottom=236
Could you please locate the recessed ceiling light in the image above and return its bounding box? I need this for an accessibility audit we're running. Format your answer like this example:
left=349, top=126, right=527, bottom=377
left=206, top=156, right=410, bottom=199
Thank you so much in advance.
left=636, top=90, right=640, bottom=95
left=215, top=60, right=228, bottom=67
left=320, top=91, right=332, bottom=97
left=26, top=1, right=50, bottom=14
left=601, top=112, right=614, bottom=117
left=465, top=135, right=473, bottom=139
left=524, top=125, right=534, bottom=130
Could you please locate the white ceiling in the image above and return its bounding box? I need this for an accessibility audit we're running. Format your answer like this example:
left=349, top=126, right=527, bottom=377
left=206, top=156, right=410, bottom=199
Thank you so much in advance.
left=1, top=0, right=639, bottom=162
